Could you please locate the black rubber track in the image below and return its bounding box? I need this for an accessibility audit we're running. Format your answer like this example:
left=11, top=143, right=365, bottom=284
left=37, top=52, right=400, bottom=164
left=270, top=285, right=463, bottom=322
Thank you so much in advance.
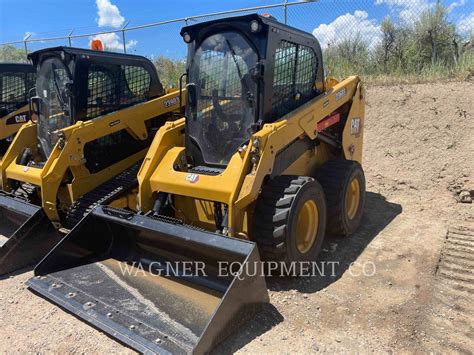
left=64, top=162, right=141, bottom=228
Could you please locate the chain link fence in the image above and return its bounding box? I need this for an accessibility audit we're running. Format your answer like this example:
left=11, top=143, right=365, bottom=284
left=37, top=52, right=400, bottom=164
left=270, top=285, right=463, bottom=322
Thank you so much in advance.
left=1, top=0, right=472, bottom=83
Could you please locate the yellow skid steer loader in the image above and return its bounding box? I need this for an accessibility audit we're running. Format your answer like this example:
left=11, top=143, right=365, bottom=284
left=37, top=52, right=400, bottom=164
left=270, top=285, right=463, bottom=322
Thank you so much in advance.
left=0, top=47, right=184, bottom=275
left=0, top=63, right=36, bottom=157
left=29, top=15, right=365, bottom=353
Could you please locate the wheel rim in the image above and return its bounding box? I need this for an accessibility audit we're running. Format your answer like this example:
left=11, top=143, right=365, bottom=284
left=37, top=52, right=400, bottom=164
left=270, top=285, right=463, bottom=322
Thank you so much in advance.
left=296, top=200, right=319, bottom=254
left=345, top=178, right=360, bottom=220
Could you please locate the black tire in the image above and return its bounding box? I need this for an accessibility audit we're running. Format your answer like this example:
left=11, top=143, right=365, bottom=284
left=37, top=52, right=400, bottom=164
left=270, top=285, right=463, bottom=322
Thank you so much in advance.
left=316, top=159, right=366, bottom=236
left=252, top=176, right=327, bottom=267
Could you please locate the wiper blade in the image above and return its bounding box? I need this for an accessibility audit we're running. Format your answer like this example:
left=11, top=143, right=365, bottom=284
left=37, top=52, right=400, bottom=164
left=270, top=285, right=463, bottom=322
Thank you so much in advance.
left=225, top=39, right=244, bottom=81
left=225, top=39, right=253, bottom=105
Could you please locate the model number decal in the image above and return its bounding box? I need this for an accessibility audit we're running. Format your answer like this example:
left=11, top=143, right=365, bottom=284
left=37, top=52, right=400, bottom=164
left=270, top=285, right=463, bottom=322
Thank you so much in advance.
left=335, top=88, right=346, bottom=101
left=351, top=117, right=361, bottom=135
left=164, top=97, right=179, bottom=108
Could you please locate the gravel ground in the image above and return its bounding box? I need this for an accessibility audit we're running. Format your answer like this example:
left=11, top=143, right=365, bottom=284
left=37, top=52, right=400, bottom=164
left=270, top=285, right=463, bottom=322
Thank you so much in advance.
left=0, top=81, right=473, bottom=353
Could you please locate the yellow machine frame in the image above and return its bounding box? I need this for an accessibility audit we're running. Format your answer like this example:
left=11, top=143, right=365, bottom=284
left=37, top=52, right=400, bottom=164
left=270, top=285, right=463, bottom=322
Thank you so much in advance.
left=137, top=76, right=364, bottom=237
left=0, top=90, right=185, bottom=224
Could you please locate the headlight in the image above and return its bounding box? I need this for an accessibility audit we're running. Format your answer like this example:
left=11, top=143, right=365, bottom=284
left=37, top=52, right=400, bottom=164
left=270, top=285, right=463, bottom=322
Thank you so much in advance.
left=250, top=20, right=261, bottom=33
left=183, top=32, right=192, bottom=43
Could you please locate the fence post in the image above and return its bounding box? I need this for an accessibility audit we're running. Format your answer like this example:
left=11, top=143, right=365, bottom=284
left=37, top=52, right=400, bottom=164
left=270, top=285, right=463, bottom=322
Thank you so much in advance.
left=67, top=29, right=74, bottom=47
left=23, top=33, right=32, bottom=57
left=122, top=21, right=130, bottom=53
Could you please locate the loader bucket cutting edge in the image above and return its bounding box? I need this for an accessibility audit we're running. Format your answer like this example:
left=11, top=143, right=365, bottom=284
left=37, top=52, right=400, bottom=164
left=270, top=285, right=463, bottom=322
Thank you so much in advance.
left=27, top=206, right=269, bottom=354
left=0, top=194, right=60, bottom=276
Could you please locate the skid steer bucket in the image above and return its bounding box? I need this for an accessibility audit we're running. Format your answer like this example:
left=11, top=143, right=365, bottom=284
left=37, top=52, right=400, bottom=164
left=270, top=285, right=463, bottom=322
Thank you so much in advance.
left=28, top=206, right=269, bottom=354
left=0, top=193, right=60, bottom=276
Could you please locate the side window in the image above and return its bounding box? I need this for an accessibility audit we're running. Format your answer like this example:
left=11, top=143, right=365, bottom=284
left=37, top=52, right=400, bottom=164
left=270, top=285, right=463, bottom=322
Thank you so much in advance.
left=87, top=65, right=115, bottom=119
left=273, top=41, right=297, bottom=96
left=0, top=73, right=27, bottom=115
left=123, top=66, right=151, bottom=99
left=86, top=64, right=152, bottom=120
left=296, top=46, right=318, bottom=95
left=271, top=40, right=319, bottom=119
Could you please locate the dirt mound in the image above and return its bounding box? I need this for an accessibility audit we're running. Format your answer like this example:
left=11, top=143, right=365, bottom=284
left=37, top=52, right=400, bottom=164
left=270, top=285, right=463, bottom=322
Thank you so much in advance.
left=364, top=82, right=473, bottom=218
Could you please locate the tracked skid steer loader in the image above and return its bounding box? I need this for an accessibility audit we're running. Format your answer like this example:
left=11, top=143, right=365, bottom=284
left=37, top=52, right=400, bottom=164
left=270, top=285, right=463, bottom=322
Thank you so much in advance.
left=0, top=63, right=36, bottom=157
left=0, top=47, right=184, bottom=275
left=29, top=15, right=365, bottom=353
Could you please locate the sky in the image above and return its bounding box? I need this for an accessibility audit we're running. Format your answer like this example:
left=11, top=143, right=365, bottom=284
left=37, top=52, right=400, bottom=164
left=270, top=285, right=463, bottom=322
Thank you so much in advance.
left=0, top=0, right=472, bottom=59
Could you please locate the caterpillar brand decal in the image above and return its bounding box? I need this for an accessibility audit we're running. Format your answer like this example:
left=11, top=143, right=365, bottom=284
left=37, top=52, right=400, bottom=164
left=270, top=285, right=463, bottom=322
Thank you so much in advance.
left=6, top=112, right=30, bottom=125
left=335, top=88, right=347, bottom=101
left=163, top=97, right=179, bottom=108
left=14, top=114, right=28, bottom=123
left=109, top=120, right=120, bottom=127
left=185, top=173, right=199, bottom=183
left=351, top=117, right=361, bottom=135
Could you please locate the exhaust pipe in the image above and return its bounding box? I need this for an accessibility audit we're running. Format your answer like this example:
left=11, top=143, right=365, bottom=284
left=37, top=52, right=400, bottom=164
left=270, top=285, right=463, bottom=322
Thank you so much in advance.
left=28, top=206, right=269, bottom=354
left=0, top=193, right=60, bottom=276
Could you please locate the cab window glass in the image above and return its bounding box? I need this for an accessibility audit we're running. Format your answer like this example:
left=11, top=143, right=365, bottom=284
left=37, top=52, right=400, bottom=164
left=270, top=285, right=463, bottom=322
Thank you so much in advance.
left=272, top=40, right=319, bottom=118
left=86, top=64, right=152, bottom=120
left=0, top=73, right=27, bottom=116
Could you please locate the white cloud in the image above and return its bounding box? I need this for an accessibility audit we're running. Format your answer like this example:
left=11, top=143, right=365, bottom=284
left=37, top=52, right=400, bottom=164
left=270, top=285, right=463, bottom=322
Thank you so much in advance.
left=458, top=12, right=474, bottom=35
left=96, top=0, right=125, bottom=28
left=447, top=0, right=465, bottom=13
left=312, top=11, right=381, bottom=49
left=92, top=0, right=137, bottom=52
left=91, top=33, right=137, bottom=51
left=375, top=0, right=431, bottom=23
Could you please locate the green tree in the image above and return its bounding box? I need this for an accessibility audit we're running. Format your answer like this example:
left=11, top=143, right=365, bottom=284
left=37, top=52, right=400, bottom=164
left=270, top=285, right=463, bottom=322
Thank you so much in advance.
left=369, top=1, right=472, bottom=80
left=324, top=34, right=372, bottom=78
left=0, top=45, right=28, bottom=63
left=375, top=17, right=412, bottom=74
left=411, top=1, right=457, bottom=68
left=153, top=56, right=186, bottom=89
left=379, top=17, right=396, bottom=71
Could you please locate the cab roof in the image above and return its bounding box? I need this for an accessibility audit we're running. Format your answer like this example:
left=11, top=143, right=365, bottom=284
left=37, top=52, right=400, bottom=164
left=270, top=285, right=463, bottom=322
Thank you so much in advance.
left=180, top=13, right=317, bottom=44
left=27, top=46, right=151, bottom=66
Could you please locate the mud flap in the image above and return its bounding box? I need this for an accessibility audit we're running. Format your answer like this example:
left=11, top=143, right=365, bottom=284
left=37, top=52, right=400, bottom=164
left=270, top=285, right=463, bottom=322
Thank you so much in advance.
left=0, top=193, right=60, bottom=276
left=27, top=206, right=269, bottom=354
